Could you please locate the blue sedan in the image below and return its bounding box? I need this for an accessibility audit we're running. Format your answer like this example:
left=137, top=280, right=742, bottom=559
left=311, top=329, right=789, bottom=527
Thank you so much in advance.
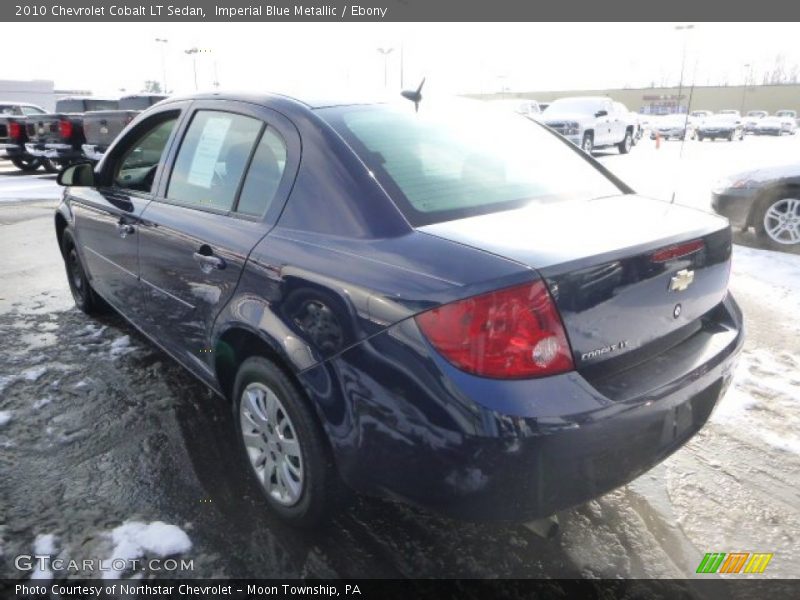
left=54, top=92, right=743, bottom=526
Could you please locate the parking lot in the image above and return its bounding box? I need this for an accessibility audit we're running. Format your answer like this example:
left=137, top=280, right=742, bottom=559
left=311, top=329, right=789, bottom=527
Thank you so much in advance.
left=0, top=131, right=798, bottom=581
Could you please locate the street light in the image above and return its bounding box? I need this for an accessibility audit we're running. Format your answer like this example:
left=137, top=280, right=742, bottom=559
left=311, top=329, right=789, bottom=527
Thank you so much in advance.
left=377, top=47, right=394, bottom=88
left=740, top=63, right=751, bottom=113
left=674, top=24, right=695, bottom=114
left=155, top=37, right=168, bottom=93
left=185, top=47, right=199, bottom=91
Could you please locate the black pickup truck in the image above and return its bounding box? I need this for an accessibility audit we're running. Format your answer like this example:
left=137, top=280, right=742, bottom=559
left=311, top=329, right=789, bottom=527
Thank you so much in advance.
left=81, top=94, right=167, bottom=161
left=0, top=102, right=58, bottom=171
left=25, top=97, right=118, bottom=168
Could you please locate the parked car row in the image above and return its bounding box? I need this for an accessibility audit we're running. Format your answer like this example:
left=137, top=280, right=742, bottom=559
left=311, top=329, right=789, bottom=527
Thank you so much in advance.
left=0, top=94, right=166, bottom=173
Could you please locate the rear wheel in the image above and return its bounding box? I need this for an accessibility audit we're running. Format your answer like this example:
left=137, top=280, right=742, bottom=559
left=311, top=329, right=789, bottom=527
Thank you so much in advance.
left=233, top=356, right=343, bottom=527
left=617, top=131, right=632, bottom=154
left=61, top=229, right=104, bottom=314
left=10, top=156, right=41, bottom=172
left=755, top=195, right=800, bottom=247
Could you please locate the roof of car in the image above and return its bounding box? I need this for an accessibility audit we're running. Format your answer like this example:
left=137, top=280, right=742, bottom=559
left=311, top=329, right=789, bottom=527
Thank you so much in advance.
left=159, top=91, right=389, bottom=111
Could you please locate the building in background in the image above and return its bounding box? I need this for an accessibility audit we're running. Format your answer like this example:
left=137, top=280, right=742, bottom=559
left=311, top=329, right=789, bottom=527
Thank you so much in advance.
left=471, top=84, right=800, bottom=115
left=0, top=80, right=93, bottom=111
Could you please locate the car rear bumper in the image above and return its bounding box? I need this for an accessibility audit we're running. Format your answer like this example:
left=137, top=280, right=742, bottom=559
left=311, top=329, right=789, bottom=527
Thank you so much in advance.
left=314, top=294, right=744, bottom=521
left=26, top=142, right=81, bottom=160
left=0, top=143, right=27, bottom=158
left=81, top=144, right=106, bottom=161
left=711, top=189, right=757, bottom=227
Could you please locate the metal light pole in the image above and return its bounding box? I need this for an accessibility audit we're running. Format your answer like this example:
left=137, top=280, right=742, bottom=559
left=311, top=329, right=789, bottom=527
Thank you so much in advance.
left=185, top=47, right=199, bottom=91
left=740, top=63, right=751, bottom=113
left=674, top=24, right=694, bottom=114
left=377, top=47, right=394, bottom=88
left=155, top=37, right=169, bottom=93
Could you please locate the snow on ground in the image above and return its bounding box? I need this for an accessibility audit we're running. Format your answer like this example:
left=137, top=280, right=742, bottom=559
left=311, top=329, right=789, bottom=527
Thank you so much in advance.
left=0, top=411, right=11, bottom=427
left=104, top=521, right=192, bottom=580
left=30, top=534, right=57, bottom=580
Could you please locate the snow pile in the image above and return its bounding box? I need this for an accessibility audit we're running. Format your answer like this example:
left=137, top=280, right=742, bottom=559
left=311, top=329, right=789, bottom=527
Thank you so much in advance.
left=103, top=521, right=192, bottom=580
left=30, top=534, right=57, bottom=580
left=0, top=411, right=11, bottom=427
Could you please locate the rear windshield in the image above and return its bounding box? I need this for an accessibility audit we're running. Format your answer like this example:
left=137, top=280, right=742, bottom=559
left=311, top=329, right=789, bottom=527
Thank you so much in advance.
left=120, top=96, right=164, bottom=110
left=56, top=99, right=118, bottom=113
left=319, top=103, right=622, bottom=226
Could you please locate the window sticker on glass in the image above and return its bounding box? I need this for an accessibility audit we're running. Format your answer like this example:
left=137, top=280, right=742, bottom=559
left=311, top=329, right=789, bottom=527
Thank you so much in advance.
left=187, top=116, right=232, bottom=188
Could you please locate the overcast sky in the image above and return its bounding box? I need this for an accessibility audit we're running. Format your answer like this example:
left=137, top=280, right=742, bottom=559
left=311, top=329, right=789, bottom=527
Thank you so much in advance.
left=5, top=23, right=800, bottom=97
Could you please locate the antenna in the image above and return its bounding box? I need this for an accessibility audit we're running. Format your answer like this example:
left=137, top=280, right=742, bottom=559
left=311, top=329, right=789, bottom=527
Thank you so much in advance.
left=401, top=77, right=426, bottom=112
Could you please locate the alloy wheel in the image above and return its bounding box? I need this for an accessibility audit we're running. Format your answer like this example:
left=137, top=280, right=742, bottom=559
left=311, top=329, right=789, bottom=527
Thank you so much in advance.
left=763, top=197, right=800, bottom=245
left=239, top=382, right=304, bottom=506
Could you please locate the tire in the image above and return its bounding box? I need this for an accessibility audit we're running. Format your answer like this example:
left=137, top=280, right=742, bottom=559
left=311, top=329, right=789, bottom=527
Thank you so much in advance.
left=728, top=131, right=735, bottom=142
left=61, top=229, right=105, bottom=314
left=617, top=131, right=632, bottom=154
left=10, top=156, right=41, bottom=172
left=754, top=193, right=800, bottom=247
left=697, top=135, right=704, bottom=141
left=581, top=132, right=593, bottom=154
left=42, top=158, right=60, bottom=174
left=233, top=356, right=343, bottom=527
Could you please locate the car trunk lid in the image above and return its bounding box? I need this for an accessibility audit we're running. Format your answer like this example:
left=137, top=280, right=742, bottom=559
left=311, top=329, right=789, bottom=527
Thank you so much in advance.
left=419, top=194, right=732, bottom=371
left=82, top=110, right=138, bottom=147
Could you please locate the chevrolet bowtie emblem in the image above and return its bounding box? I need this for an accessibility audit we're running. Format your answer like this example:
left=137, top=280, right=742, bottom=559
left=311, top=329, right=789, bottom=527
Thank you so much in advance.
left=670, top=269, right=695, bottom=292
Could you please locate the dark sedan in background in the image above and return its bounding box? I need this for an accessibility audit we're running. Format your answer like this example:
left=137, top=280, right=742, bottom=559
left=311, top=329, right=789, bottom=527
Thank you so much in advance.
left=712, top=163, right=800, bottom=246
left=55, top=93, right=743, bottom=527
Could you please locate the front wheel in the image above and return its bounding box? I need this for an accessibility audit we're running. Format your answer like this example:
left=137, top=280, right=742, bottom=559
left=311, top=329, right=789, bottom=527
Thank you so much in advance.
left=755, top=195, right=800, bottom=247
left=233, top=357, right=344, bottom=527
left=10, top=156, right=41, bottom=172
left=61, top=229, right=105, bottom=314
left=618, top=131, right=632, bottom=154
left=42, top=158, right=60, bottom=174
left=581, top=132, right=594, bottom=154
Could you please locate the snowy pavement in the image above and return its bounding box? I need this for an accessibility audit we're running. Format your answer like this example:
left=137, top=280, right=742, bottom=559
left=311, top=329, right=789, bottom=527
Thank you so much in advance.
left=0, top=137, right=799, bottom=581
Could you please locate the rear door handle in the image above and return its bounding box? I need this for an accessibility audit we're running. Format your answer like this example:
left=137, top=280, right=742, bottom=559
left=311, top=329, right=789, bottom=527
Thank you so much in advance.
left=193, top=251, right=226, bottom=271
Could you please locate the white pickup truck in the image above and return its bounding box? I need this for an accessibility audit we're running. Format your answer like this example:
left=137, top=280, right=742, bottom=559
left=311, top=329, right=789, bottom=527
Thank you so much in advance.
left=541, top=96, right=635, bottom=154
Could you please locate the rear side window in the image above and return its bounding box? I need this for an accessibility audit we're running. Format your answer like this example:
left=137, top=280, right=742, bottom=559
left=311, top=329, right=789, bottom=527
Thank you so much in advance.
left=20, top=106, right=45, bottom=115
left=235, top=127, right=287, bottom=217
left=168, top=111, right=262, bottom=212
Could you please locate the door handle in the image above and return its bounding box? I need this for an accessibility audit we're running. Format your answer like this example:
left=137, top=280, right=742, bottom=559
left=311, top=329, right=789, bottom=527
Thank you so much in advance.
left=193, top=251, right=226, bottom=271
left=116, top=222, right=135, bottom=237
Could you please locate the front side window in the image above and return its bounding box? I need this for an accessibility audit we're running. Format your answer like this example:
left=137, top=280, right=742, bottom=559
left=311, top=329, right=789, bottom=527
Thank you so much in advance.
left=319, top=102, right=622, bottom=226
left=114, top=115, right=178, bottom=192
left=167, top=111, right=262, bottom=212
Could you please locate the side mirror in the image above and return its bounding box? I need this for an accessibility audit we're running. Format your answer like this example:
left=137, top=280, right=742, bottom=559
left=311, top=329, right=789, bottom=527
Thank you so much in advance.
left=595, top=110, right=608, bottom=117
left=57, top=162, right=95, bottom=187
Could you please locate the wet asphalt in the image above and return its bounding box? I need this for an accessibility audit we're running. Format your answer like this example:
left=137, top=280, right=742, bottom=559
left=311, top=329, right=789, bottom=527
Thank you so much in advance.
left=1, top=178, right=798, bottom=583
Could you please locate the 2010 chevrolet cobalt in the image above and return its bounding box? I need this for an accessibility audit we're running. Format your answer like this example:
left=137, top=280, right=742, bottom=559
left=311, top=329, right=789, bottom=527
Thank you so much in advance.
left=55, top=92, right=743, bottom=526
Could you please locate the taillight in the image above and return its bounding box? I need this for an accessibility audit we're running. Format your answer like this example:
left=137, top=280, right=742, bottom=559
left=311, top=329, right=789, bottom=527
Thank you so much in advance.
left=651, top=239, right=704, bottom=263
left=59, top=119, right=73, bottom=139
left=414, top=280, right=574, bottom=379
left=8, top=121, right=21, bottom=140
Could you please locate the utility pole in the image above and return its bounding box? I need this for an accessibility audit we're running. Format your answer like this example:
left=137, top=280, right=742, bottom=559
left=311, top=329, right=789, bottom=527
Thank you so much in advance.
left=674, top=24, right=694, bottom=114
left=155, top=38, right=169, bottom=93
left=185, top=47, right=199, bottom=90
left=377, top=47, right=394, bottom=88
